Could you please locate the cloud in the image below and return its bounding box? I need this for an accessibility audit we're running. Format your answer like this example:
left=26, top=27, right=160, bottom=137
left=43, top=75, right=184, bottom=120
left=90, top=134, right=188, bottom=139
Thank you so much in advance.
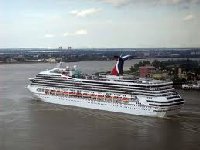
left=70, top=8, right=102, bottom=17
left=100, top=0, right=131, bottom=6
left=159, top=0, right=200, bottom=6
left=44, top=34, right=54, bottom=38
left=63, top=29, right=88, bottom=36
left=94, top=0, right=200, bottom=7
left=183, top=14, right=195, bottom=21
left=63, top=32, right=70, bottom=36
left=75, top=29, right=88, bottom=35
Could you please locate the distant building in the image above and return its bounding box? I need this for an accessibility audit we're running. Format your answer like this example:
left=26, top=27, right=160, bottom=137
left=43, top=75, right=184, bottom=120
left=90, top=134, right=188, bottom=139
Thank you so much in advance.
left=143, top=51, right=150, bottom=57
left=171, top=54, right=180, bottom=57
left=139, top=66, right=155, bottom=78
left=6, top=58, right=17, bottom=63
left=178, top=68, right=182, bottom=78
left=46, top=58, right=56, bottom=63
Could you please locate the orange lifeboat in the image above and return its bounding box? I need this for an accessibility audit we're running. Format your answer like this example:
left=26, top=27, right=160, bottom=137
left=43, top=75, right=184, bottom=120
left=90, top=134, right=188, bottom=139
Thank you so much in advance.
left=71, top=92, right=75, bottom=96
left=77, top=92, right=82, bottom=97
left=91, top=94, right=96, bottom=99
left=105, top=95, right=112, bottom=101
left=97, top=94, right=104, bottom=100
left=56, top=91, right=62, bottom=96
left=82, top=93, right=88, bottom=97
left=63, top=91, right=69, bottom=96
left=122, top=97, right=129, bottom=102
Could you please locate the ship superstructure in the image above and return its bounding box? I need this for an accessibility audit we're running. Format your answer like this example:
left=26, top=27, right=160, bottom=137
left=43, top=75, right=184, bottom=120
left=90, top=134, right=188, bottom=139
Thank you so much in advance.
left=27, top=57, right=184, bottom=117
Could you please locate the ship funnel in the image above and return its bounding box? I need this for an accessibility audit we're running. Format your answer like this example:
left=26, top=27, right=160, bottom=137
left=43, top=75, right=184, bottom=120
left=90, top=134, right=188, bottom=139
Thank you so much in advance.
left=111, top=55, right=130, bottom=76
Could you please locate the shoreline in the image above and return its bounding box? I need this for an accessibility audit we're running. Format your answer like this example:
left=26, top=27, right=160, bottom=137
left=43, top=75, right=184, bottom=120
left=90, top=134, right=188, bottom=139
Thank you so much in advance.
left=0, top=61, right=79, bottom=65
left=1, top=57, right=199, bottom=65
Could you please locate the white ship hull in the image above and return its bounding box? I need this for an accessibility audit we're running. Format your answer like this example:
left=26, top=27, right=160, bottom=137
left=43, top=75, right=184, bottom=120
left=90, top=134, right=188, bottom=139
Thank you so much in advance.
left=28, top=85, right=181, bottom=118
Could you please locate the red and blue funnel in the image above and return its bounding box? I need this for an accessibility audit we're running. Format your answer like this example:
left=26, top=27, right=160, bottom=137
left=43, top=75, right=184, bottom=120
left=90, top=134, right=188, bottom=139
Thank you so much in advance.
left=111, top=55, right=130, bottom=76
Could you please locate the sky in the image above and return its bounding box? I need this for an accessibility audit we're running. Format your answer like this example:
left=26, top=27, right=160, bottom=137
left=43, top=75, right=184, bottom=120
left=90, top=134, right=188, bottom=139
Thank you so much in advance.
left=0, top=0, right=200, bottom=48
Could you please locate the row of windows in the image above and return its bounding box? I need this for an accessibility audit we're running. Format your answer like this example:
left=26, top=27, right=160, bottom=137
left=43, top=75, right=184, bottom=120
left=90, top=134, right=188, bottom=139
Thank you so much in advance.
left=33, top=82, right=173, bottom=98
left=35, top=75, right=172, bottom=88
left=33, top=79, right=173, bottom=97
left=41, top=93, right=151, bottom=110
left=34, top=77, right=173, bottom=93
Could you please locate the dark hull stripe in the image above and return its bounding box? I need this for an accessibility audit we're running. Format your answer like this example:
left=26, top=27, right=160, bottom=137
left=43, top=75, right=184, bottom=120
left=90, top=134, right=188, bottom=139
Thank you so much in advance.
left=147, top=99, right=183, bottom=103
left=149, top=102, right=184, bottom=107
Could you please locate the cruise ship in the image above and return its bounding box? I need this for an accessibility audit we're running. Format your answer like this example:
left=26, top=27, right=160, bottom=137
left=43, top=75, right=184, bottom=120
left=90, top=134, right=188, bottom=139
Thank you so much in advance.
left=27, top=56, right=184, bottom=117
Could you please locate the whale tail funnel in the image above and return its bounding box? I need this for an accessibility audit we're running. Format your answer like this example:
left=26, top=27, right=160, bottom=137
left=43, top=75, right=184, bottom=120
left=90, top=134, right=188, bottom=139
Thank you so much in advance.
left=111, top=55, right=130, bottom=76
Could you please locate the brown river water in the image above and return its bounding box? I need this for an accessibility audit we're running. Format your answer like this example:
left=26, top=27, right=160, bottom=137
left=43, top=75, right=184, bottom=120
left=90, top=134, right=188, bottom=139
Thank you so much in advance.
left=0, top=61, right=200, bottom=150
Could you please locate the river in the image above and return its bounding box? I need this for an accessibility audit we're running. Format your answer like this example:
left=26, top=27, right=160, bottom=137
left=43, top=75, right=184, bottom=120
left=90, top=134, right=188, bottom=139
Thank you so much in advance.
left=0, top=62, right=200, bottom=150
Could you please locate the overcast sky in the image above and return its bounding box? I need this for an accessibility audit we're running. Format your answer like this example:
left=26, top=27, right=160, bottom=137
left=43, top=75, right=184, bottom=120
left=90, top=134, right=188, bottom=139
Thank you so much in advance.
left=0, top=0, right=200, bottom=48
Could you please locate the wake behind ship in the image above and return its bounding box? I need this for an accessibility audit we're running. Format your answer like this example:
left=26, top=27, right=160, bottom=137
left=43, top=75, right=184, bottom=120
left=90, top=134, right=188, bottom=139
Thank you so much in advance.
left=27, top=56, right=184, bottom=117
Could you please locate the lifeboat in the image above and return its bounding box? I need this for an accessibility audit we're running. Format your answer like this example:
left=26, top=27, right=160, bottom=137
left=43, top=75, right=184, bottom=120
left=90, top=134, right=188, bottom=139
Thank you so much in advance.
left=63, top=91, right=69, bottom=96
left=77, top=92, right=82, bottom=97
left=91, top=94, right=96, bottom=99
left=97, top=95, right=104, bottom=98
left=105, top=95, right=112, bottom=101
left=122, top=97, right=129, bottom=102
left=68, top=92, right=75, bottom=96
left=112, top=96, right=119, bottom=99
left=56, top=91, right=62, bottom=96
left=97, top=94, right=104, bottom=100
left=82, top=93, right=89, bottom=97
